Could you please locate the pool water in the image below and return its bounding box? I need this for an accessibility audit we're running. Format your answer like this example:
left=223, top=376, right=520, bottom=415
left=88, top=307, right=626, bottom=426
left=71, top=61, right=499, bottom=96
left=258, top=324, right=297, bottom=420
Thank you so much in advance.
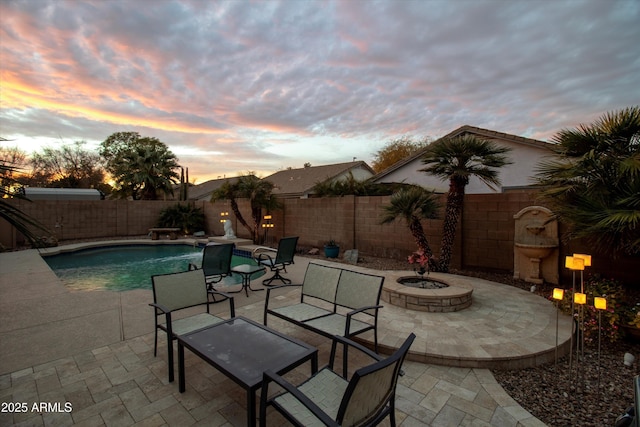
left=42, top=244, right=263, bottom=292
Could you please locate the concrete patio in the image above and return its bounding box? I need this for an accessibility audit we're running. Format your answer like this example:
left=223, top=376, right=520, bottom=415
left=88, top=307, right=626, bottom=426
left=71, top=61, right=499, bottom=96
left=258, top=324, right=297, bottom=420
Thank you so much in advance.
left=0, top=240, right=567, bottom=426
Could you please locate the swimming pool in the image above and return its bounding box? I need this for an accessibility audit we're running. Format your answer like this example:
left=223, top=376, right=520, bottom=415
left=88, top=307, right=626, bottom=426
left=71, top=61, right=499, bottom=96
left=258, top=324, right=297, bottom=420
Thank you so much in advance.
left=42, top=244, right=263, bottom=292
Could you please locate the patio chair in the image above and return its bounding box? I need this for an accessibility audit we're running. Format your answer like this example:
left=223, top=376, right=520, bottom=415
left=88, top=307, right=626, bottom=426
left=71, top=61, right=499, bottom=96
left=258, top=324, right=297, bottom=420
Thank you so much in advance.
left=150, top=268, right=235, bottom=382
left=253, top=236, right=299, bottom=286
left=189, top=242, right=235, bottom=290
left=259, top=333, right=415, bottom=427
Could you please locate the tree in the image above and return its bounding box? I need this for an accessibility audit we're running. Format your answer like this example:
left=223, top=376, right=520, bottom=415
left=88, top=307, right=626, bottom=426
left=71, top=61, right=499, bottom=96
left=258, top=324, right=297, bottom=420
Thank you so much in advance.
left=535, top=106, right=640, bottom=255
left=420, top=135, right=511, bottom=272
left=27, top=141, right=108, bottom=191
left=210, top=174, right=281, bottom=243
left=100, top=132, right=179, bottom=200
left=0, top=138, right=51, bottom=246
left=371, top=136, right=431, bottom=173
left=237, top=175, right=282, bottom=243
left=380, top=185, right=440, bottom=262
left=312, top=172, right=396, bottom=197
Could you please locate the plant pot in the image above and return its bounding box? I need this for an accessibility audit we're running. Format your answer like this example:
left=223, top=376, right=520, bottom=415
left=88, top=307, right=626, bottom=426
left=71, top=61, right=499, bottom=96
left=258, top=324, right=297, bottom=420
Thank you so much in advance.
left=324, top=245, right=340, bottom=258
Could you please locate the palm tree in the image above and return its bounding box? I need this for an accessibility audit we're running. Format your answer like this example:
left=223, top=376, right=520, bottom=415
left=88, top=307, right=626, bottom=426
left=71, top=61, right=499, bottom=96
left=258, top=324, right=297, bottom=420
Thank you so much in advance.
left=211, top=180, right=251, bottom=235
left=535, top=106, right=640, bottom=255
left=211, top=175, right=282, bottom=243
left=236, top=175, right=282, bottom=243
left=0, top=164, right=51, bottom=246
left=380, top=186, right=440, bottom=260
left=420, top=135, right=511, bottom=272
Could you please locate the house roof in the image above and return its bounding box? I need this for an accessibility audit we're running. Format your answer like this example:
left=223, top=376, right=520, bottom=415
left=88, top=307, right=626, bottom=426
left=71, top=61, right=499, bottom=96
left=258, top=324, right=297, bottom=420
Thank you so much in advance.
left=372, top=125, right=555, bottom=181
left=187, top=176, right=246, bottom=201
left=264, top=161, right=375, bottom=197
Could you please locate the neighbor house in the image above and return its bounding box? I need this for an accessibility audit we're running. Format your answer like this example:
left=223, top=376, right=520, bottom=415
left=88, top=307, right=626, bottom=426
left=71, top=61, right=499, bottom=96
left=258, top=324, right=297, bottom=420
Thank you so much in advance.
left=264, top=161, right=375, bottom=198
left=186, top=176, right=248, bottom=202
left=372, top=125, right=556, bottom=193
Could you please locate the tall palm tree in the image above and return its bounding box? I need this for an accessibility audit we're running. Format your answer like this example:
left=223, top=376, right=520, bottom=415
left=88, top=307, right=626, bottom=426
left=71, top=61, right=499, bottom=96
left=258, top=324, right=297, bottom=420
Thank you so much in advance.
left=536, top=106, right=640, bottom=255
left=380, top=186, right=440, bottom=260
left=420, top=135, right=511, bottom=272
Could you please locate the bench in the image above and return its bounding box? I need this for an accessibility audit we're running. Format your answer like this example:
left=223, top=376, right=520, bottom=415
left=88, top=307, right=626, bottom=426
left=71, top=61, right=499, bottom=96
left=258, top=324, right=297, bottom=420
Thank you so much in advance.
left=149, top=227, right=181, bottom=240
left=263, top=262, right=385, bottom=356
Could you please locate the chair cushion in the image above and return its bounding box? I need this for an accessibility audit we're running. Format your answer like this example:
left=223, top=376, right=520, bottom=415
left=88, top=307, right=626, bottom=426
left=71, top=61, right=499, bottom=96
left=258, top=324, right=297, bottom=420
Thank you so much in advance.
left=270, top=303, right=332, bottom=323
left=274, top=368, right=348, bottom=426
left=302, top=313, right=372, bottom=337
left=161, top=313, right=225, bottom=337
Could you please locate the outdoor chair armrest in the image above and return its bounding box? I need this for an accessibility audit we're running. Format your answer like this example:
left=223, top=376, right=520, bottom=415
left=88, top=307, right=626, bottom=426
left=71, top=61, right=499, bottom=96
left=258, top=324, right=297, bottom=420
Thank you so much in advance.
left=261, top=370, right=339, bottom=427
left=330, top=334, right=383, bottom=365
left=252, top=246, right=277, bottom=264
left=343, top=304, right=383, bottom=336
left=149, top=302, right=171, bottom=314
left=208, top=290, right=236, bottom=317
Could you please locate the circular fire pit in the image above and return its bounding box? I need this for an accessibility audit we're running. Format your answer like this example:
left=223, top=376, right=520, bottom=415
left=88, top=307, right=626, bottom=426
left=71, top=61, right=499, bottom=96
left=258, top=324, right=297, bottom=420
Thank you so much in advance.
left=382, top=273, right=473, bottom=312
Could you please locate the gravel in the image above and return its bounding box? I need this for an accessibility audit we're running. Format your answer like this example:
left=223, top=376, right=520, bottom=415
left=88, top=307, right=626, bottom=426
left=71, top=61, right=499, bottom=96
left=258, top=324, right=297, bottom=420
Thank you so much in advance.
left=314, top=251, right=640, bottom=427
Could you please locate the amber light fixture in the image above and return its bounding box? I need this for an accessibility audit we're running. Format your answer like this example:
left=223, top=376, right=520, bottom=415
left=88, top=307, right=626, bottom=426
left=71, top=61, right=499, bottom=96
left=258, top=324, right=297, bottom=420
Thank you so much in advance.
left=574, top=292, right=587, bottom=305
left=553, top=288, right=564, bottom=300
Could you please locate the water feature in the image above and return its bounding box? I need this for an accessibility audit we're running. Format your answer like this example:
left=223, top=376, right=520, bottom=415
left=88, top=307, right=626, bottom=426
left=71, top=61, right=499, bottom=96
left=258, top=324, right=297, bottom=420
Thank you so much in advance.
left=513, top=206, right=559, bottom=284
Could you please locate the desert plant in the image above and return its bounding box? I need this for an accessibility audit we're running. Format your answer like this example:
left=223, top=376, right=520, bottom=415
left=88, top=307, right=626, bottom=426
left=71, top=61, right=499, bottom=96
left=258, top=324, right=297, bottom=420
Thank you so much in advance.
left=157, top=204, right=205, bottom=235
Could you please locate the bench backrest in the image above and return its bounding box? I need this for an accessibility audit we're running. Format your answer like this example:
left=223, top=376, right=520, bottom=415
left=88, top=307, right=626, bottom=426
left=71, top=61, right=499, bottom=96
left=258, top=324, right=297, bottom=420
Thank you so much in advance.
left=301, top=263, right=342, bottom=303
left=335, top=269, right=384, bottom=312
left=152, top=269, right=208, bottom=312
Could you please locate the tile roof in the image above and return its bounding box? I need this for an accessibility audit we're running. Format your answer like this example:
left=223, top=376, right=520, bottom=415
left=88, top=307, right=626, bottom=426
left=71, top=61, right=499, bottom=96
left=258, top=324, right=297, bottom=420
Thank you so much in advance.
left=264, top=161, right=374, bottom=197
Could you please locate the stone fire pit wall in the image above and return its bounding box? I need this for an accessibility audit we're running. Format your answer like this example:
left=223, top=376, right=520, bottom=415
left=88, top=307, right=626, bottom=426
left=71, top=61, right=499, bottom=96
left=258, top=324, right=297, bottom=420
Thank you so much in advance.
left=382, top=272, right=473, bottom=312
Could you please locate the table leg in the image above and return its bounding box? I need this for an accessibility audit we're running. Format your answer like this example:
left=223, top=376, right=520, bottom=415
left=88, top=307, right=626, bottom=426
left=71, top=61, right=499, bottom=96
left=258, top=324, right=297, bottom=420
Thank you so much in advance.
left=178, top=342, right=186, bottom=393
left=247, top=389, right=256, bottom=427
left=311, top=351, right=318, bottom=374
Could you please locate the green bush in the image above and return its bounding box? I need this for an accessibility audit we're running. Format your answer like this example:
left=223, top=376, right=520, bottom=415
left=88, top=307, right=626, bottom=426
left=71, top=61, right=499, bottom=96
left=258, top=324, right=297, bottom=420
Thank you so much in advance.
left=553, top=276, right=627, bottom=344
left=157, top=204, right=205, bottom=235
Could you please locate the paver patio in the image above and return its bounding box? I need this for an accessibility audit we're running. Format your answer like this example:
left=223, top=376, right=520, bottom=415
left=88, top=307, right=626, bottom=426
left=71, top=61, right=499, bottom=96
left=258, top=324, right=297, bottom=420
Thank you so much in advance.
left=0, top=241, right=563, bottom=426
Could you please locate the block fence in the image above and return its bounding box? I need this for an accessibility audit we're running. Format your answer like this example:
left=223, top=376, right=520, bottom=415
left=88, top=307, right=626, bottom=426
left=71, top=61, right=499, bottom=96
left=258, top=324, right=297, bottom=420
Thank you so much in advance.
left=1, top=191, right=637, bottom=284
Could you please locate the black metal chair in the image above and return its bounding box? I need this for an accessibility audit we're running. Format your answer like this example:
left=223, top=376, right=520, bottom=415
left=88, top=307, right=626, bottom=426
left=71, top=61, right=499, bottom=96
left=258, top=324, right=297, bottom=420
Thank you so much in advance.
left=150, top=269, right=235, bottom=382
left=260, top=333, right=415, bottom=427
left=189, top=242, right=234, bottom=290
left=253, top=236, right=299, bottom=286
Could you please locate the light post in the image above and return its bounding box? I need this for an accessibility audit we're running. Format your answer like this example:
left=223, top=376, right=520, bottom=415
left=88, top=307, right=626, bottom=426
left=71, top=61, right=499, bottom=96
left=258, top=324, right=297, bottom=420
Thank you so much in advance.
left=594, top=296, right=607, bottom=394
left=552, top=288, right=565, bottom=373
left=573, top=253, right=592, bottom=358
left=565, top=256, right=584, bottom=378
left=262, top=215, right=274, bottom=244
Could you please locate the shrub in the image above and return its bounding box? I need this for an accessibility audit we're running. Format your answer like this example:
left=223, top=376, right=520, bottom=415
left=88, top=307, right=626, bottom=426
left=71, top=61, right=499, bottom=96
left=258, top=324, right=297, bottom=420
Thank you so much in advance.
left=157, top=204, right=205, bottom=235
left=553, top=276, right=627, bottom=345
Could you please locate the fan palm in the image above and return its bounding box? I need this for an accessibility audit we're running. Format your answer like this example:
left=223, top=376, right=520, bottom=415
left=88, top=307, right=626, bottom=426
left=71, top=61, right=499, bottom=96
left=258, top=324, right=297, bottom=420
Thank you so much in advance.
left=420, top=135, right=511, bottom=272
left=535, top=106, right=640, bottom=255
left=380, top=186, right=440, bottom=259
left=0, top=163, right=51, bottom=246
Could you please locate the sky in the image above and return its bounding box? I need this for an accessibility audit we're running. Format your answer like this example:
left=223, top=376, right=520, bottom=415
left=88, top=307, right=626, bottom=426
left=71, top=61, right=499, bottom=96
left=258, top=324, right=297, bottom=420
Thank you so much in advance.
left=1, top=0, right=639, bottom=184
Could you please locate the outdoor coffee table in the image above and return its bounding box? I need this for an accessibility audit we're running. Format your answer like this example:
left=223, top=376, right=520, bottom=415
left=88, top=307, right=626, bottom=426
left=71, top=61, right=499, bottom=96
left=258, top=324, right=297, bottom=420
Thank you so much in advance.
left=177, top=316, right=318, bottom=426
left=229, top=264, right=266, bottom=296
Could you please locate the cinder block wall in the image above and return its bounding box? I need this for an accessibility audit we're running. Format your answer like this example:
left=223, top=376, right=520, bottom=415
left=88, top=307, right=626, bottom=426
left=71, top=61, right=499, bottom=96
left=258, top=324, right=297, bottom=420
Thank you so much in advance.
left=3, top=191, right=637, bottom=285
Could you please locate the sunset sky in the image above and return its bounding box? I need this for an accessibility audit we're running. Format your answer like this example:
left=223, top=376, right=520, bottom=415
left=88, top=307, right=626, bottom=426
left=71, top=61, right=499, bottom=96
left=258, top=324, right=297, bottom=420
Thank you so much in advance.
left=1, top=0, right=638, bottom=184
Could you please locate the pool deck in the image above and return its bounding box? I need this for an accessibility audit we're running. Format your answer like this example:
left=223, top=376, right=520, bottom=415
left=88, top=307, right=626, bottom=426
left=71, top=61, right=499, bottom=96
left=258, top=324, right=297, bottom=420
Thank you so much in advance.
left=0, top=239, right=563, bottom=426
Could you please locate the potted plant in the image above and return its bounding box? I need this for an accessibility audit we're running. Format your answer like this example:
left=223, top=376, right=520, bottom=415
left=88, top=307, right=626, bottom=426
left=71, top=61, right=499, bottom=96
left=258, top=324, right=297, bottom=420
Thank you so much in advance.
left=324, top=239, right=340, bottom=258
left=408, top=250, right=430, bottom=278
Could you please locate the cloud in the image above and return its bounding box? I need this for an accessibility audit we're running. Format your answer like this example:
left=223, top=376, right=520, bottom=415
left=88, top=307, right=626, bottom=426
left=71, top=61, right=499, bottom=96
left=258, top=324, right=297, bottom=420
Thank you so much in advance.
left=1, top=0, right=638, bottom=181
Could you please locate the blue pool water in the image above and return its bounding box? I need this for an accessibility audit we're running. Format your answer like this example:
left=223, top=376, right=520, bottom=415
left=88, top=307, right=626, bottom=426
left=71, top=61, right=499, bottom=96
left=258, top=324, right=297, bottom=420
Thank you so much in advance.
left=42, top=244, right=262, bottom=292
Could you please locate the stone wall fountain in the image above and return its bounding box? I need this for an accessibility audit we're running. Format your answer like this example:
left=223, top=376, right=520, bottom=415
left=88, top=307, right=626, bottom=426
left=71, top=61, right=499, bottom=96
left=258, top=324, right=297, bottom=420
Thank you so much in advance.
left=513, top=206, right=559, bottom=285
